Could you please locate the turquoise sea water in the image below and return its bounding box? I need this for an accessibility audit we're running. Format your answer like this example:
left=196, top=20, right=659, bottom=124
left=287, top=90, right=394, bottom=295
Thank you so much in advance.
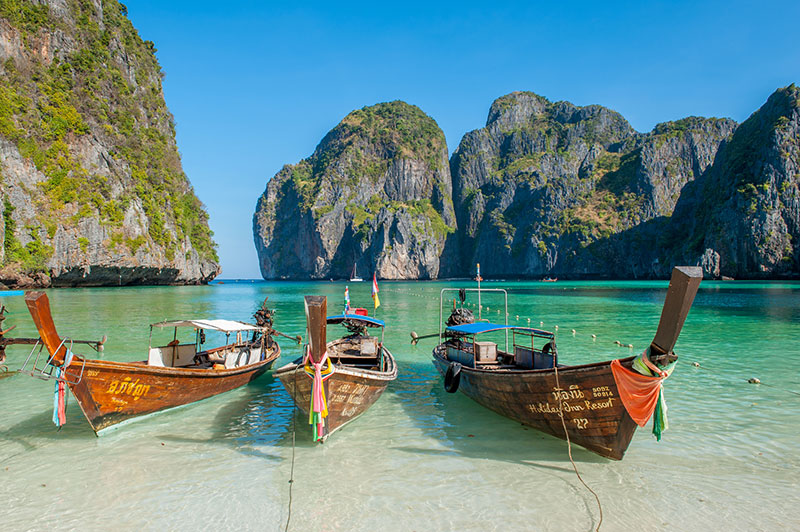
left=0, top=280, right=798, bottom=531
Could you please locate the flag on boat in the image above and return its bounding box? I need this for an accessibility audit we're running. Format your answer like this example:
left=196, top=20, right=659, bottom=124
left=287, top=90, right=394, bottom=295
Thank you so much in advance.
left=344, top=285, right=351, bottom=314
left=372, top=273, right=380, bottom=309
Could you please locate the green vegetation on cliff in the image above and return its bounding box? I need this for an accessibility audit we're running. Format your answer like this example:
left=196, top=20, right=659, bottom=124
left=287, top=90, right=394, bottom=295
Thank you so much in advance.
left=3, top=198, right=52, bottom=272
left=340, top=101, right=446, bottom=169
left=278, top=101, right=452, bottom=223
left=287, top=101, right=447, bottom=211
left=0, top=0, right=217, bottom=266
left=254, top=99, right=455, bottom=279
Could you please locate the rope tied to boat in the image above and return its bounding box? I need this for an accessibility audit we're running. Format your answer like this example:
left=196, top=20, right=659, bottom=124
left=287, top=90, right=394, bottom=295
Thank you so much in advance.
left=302, top=345, right=335, bottom=441
left=52, top=348, right=74, bottom=428
left=553, top=363, right=603, bottom=532
left=610, top=348, right=675, bottom=441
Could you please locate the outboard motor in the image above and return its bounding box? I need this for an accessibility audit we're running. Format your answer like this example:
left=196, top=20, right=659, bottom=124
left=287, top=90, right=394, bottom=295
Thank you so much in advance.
left=447, top=307, right=475, bottom=327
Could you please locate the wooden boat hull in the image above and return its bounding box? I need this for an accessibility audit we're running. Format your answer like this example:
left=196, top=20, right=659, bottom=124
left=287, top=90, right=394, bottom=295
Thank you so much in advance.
left=432, top=349, right=640, bottom=460
left=275, top=349, right=397, bottom=439
left=61, top=349, right=279, bottom=433
left=22, top=290, right=284, bottom=433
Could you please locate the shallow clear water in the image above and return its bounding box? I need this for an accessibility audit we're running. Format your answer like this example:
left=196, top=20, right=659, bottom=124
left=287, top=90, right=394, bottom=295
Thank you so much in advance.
left=0, top=280, right=798, bottom=531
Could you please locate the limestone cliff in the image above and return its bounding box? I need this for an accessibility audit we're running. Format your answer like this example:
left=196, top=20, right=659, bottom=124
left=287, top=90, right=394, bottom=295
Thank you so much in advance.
left=446, top=91, right=740, bottom=278
left=666, top=84, right=800, bottom=278
left=444, top=92, right=637, bottom=276
left=253, top=87, right=798, bottom=280
left=0, top=0, right=219, bottom=287
left=253, top=101, right=455, bottom=279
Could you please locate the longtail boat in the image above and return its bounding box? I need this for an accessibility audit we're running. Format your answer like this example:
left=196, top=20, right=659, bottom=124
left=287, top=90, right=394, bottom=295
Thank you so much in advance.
left=276, top=296, right=397, bottom=442
left=22, top=291, right=281, bottom=433
left=431, top=266, right=702, bottom=460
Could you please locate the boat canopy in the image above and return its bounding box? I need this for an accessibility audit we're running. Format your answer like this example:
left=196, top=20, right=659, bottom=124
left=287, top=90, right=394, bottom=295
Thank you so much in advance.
left=446, top=322, right=553, bottom=337
left=151, top=319, right=262, bottom=333
left=326, top=314, right=385, bottom=328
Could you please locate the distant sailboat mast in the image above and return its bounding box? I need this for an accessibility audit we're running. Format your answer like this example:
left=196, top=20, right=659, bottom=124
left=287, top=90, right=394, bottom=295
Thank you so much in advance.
left=350, top=263, right=363, bottom=282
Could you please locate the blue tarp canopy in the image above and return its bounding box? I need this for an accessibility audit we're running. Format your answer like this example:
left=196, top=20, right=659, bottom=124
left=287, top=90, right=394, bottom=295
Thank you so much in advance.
left=327, top=314, right=385, bottom=328
left=446, top=322, right=553, bottom=337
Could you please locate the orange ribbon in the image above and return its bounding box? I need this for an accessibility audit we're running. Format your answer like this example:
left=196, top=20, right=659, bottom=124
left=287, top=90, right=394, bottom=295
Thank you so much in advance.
left=610, top=359, right=666, bottom=427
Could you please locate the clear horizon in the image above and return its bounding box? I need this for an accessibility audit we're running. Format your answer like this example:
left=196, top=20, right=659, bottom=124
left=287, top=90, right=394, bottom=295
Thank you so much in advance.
left=124, top=0, right=800, bottom=279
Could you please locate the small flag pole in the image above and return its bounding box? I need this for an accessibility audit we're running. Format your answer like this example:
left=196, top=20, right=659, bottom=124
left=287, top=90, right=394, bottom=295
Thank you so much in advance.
left=372, top=273, right=380, bottom=312
left=476, top=263, right=482, bottom=320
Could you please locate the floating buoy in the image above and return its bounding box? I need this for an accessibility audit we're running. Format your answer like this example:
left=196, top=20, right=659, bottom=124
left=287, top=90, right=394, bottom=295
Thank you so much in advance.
left=692, top=362, right=701, bottom=367
left=540, top=321, right=543, bottom=326
left=748, top=378, right=761, bottom=384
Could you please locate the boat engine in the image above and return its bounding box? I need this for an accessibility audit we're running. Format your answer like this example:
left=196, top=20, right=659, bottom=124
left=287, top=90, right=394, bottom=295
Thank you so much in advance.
left=446, top=307, right=474, bottom=327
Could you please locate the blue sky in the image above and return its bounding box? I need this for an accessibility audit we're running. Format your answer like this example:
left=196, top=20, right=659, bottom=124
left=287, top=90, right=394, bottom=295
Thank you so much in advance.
left=124, top=0, right=799, bottom=279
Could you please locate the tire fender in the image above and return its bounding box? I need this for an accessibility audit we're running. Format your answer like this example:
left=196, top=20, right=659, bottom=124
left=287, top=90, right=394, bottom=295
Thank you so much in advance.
left=444, top=362, right=462, bottom=393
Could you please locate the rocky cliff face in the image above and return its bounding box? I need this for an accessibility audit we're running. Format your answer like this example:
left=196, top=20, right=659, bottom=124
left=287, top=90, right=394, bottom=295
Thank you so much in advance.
left=444, top=92, right=637, bottom=276
left=254, top=86, right=799, bottom=280
left=0, top=0, right=219, bottom=287
left=666, top=84, right=800, bottom=278
left=446, top=91, right=743, bottom=278
left=254, top=101, right=455, bottom=279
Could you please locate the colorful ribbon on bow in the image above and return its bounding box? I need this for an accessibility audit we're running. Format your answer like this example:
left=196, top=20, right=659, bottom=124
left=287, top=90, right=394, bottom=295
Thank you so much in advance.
left=610, top=348, right=675, bottom=441
left=52, top=348, right=74, bottom=428
left=303, top=345, right=335, bottom=441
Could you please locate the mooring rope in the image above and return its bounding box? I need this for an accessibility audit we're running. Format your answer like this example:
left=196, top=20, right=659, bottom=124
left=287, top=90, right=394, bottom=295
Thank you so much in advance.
left=284, top=365, right=298, bottom=532
left=759, top=383, right=800, bottom=397
left=554, top=364, right=604, bottom=532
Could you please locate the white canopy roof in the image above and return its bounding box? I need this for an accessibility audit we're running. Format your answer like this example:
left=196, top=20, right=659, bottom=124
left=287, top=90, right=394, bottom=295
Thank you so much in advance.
left=151, top=319, right=263, bottom=333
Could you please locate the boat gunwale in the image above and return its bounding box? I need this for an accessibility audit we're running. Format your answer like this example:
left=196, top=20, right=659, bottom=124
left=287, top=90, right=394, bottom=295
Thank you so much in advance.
left=432, top=346, right=637, bottom=375
left=60, top=344, right=281, bottom=378
left=275, top=346, right=398, bottom=381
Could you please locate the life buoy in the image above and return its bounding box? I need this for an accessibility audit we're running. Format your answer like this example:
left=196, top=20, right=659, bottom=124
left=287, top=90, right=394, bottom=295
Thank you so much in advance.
left=444, top=362, right=462, bottom=393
